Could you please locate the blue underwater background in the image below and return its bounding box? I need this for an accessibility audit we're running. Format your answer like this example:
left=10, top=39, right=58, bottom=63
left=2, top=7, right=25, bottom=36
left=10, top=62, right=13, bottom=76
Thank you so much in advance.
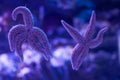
left=0, top=0, right=120, bottom=80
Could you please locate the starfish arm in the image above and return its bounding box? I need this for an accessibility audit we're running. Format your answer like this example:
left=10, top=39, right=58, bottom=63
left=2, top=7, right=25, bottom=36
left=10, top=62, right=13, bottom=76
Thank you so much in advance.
left=85, top=11, right=96, bottom=41
left=33, top=27, right=52, bottom=58
left=71, top=44, right=89, bottom=70
left=61, top=20, right=84, bottom=43
left=12, top=6, right=33, bottom=30
left=88, top=27, right=108, bottom=48
left=14, top=32, right=27, bottom=61
left=8, top=25, right=26, bottom=51
left=28, top=27, right=52, bottom=60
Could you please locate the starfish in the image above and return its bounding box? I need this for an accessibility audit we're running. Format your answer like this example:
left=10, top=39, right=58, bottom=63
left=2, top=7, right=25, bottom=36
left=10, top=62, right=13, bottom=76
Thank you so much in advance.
left=61, top=11, right=108, bottom=70
left=8, top=6, right=52, bottom=61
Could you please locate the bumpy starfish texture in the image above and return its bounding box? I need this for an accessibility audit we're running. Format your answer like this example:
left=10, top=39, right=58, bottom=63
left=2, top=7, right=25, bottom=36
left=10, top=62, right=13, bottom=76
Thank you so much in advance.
left=8, top=6, right=52, bottom=61
left=61, top=11, right=108, bottom=70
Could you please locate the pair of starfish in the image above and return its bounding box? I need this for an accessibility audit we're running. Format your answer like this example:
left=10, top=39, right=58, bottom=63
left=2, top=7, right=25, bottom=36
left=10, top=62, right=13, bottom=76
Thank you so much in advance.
left=61, top=11, right=108, bottom=70
left=8, top=6, right=108, bottom=70
left=8, top=6, right=52, bottom=61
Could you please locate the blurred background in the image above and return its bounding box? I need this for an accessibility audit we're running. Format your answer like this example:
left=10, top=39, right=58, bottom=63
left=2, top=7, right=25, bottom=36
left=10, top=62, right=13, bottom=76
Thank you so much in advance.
left=0, top=0, right=120, bottom=80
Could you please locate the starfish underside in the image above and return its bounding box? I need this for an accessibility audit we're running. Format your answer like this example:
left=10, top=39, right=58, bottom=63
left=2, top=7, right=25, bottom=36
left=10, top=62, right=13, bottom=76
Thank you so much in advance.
left=8, top=6, right=52, bottom=61
left=61, top=11, right=108, bottom=70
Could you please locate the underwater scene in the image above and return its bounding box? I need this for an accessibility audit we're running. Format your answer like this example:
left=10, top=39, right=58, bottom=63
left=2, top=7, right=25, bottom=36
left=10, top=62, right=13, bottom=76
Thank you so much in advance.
left=0, top=0, right=120, bottom=80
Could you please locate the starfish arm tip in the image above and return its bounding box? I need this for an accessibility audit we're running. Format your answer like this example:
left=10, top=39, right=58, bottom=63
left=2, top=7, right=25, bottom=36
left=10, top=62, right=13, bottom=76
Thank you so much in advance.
left=104, top=26, right=109, bottom=31
left=72, top=64, right=79, bottom=70
left=61, top=20, right=71, bottom=28
left=61, top=20, right=66, bottom=26
left=43, top=50, right=52, bottom=61
left=61, top=20, right=64, bottom=23
left=15, top=51, right=23, bottom=62
left=92, top=10, right=95, bottom=14
left=12, top=9, right=17, bottom=21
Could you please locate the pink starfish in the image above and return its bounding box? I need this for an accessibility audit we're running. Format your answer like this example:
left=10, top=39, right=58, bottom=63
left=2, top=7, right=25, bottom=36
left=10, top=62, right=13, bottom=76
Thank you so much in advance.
left=61, top=11, right=108, bottom=70
left=8, top=6, right=52, bottom=61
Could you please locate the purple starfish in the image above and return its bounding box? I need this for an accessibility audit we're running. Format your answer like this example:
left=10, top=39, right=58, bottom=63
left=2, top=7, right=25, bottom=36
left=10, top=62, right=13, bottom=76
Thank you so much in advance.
left=61, top=11, right=108, bottom=70
left=8, top=6, right=52, bottom=61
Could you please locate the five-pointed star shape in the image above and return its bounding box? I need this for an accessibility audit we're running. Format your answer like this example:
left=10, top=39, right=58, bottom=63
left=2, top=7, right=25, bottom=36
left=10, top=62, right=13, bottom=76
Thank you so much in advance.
left=61, top=11, right=108, bottom=70
left=8, top=6, right=52, bottom=61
